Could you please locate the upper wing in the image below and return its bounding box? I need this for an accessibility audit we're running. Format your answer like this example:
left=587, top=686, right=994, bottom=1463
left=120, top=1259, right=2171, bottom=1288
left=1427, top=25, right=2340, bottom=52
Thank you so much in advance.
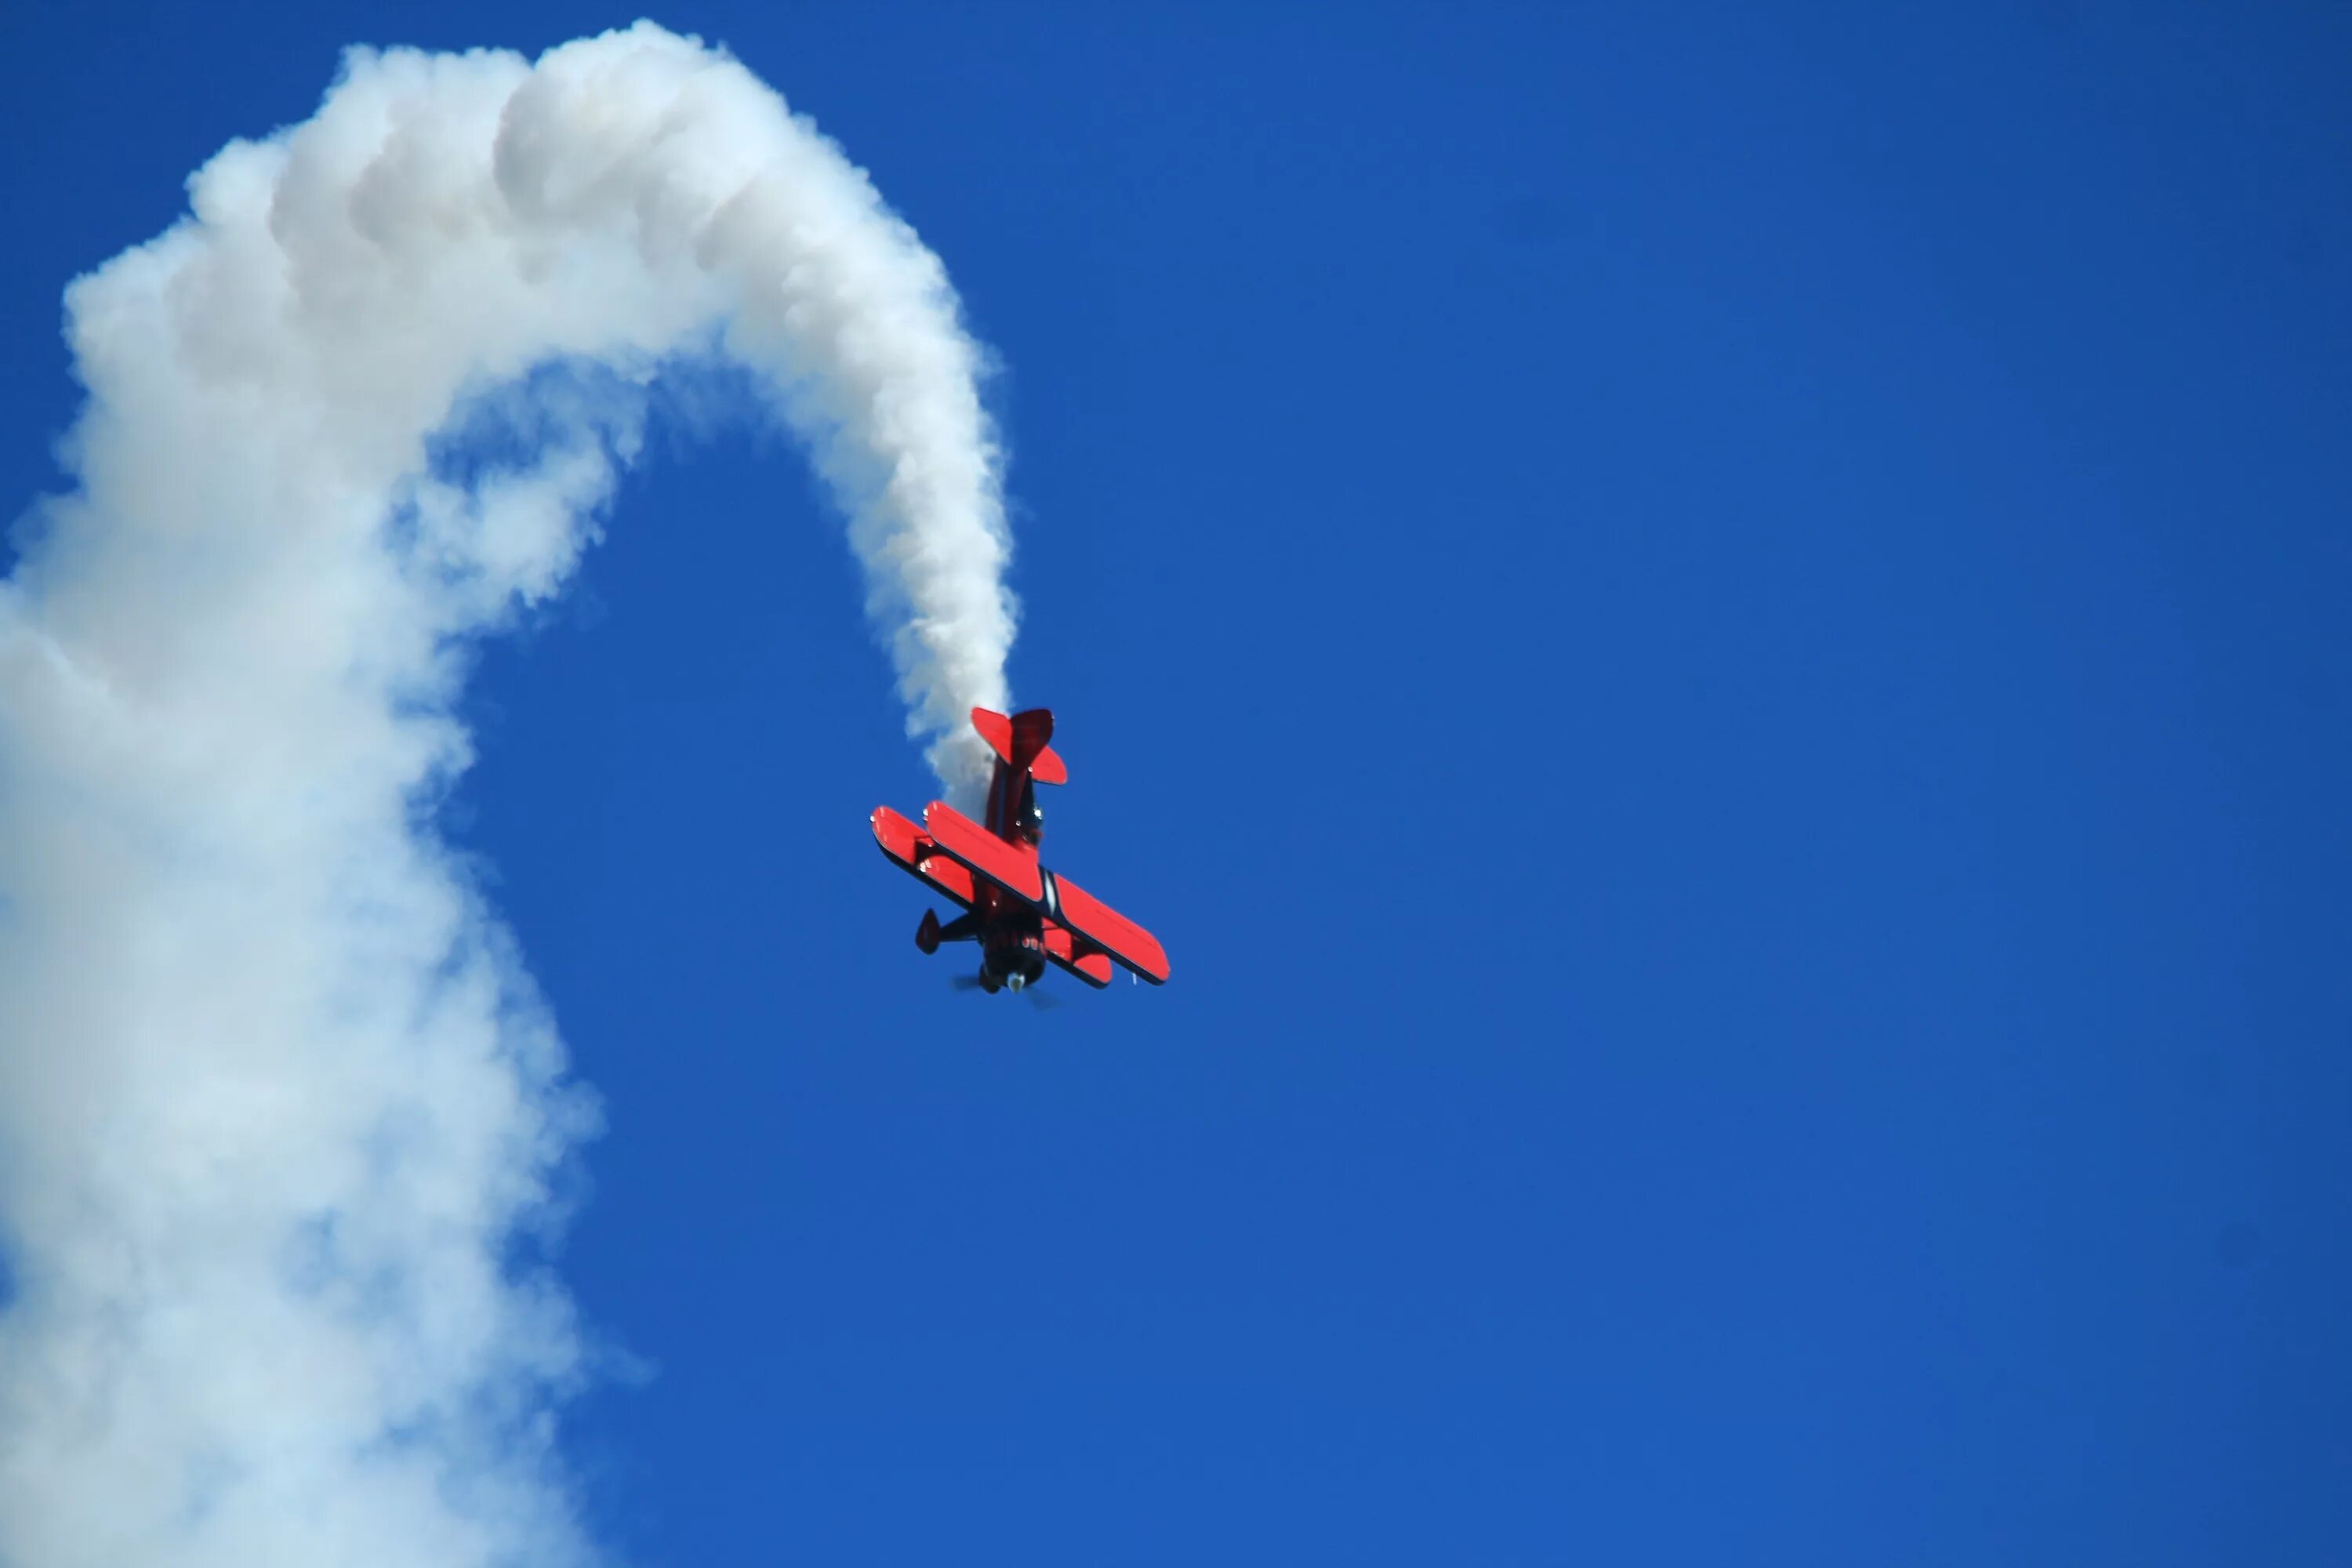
left=919, top=800, right=1167, bottom=985
left=871, top=806, right=975, bottom=907
left=921, top=801, right=1045, bottom=903
left=1047, top=873, right=1170, bottom=985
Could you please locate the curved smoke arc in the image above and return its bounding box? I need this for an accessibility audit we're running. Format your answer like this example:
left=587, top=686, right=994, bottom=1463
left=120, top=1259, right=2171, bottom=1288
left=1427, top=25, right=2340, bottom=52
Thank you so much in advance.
left=0, top=23, right=1011, bottom=1566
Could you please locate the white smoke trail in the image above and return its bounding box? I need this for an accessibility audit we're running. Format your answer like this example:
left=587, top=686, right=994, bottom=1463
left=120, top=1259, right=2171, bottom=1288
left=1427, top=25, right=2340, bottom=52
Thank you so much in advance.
left=0, top=23, right=1016, bottom=1566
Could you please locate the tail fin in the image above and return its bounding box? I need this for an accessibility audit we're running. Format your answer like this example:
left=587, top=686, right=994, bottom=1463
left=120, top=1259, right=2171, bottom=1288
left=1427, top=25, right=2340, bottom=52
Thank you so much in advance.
left=971, top=706, right=1068, bottom=784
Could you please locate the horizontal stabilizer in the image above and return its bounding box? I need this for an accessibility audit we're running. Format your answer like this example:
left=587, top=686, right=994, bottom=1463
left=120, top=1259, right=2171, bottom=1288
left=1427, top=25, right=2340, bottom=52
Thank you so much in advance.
left=971, top=706, right=1068, bottom=785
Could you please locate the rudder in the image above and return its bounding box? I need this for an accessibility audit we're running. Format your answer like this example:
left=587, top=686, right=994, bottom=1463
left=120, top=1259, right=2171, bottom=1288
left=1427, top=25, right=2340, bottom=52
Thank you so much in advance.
left=1007, top=709, right=1054, bottom=771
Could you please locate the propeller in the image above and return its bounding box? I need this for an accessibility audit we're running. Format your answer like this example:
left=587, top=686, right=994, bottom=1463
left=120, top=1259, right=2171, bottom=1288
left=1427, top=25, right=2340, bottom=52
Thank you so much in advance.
left=949, top=972, right=1062, bottom=1010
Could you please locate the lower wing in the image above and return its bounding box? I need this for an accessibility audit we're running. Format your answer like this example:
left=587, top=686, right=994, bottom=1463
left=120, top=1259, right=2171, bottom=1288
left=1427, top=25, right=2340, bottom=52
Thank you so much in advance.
left=871, top=806, right=975, bottom=907
left=1042, top=922, right=1115, bottom=988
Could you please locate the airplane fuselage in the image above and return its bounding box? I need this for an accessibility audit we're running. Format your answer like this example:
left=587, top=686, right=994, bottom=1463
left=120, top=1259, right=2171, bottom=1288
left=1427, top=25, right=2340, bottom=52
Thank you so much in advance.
left=968, top=756, right=1047, bottom=992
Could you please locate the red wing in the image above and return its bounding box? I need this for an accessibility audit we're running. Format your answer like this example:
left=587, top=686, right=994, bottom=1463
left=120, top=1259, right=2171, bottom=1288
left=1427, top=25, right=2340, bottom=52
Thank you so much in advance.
left=921, top=801, right=1045, bottom=904
left=1042, top=922, right=1114, bottom=988
left=910, top=800, right=1167, bottom=985
left=870, top=806, right=975, bottom=907
left=1049, top=873, right=1170, bottom=984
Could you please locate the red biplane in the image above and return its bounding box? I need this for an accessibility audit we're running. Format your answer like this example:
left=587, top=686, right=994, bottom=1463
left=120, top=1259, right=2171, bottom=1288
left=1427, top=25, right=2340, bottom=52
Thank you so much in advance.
left=870, top=707, right=1170, bottom=996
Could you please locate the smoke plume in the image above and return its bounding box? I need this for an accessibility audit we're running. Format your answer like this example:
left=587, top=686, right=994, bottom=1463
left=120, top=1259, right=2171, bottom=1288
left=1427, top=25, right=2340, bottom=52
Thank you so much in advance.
left=0, top=23, right=1014, bottom=1565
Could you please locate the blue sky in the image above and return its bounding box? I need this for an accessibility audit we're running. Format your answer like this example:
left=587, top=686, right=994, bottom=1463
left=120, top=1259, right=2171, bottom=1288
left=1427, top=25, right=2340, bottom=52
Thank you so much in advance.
left=2, top=3, right=2347, bottom=1563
